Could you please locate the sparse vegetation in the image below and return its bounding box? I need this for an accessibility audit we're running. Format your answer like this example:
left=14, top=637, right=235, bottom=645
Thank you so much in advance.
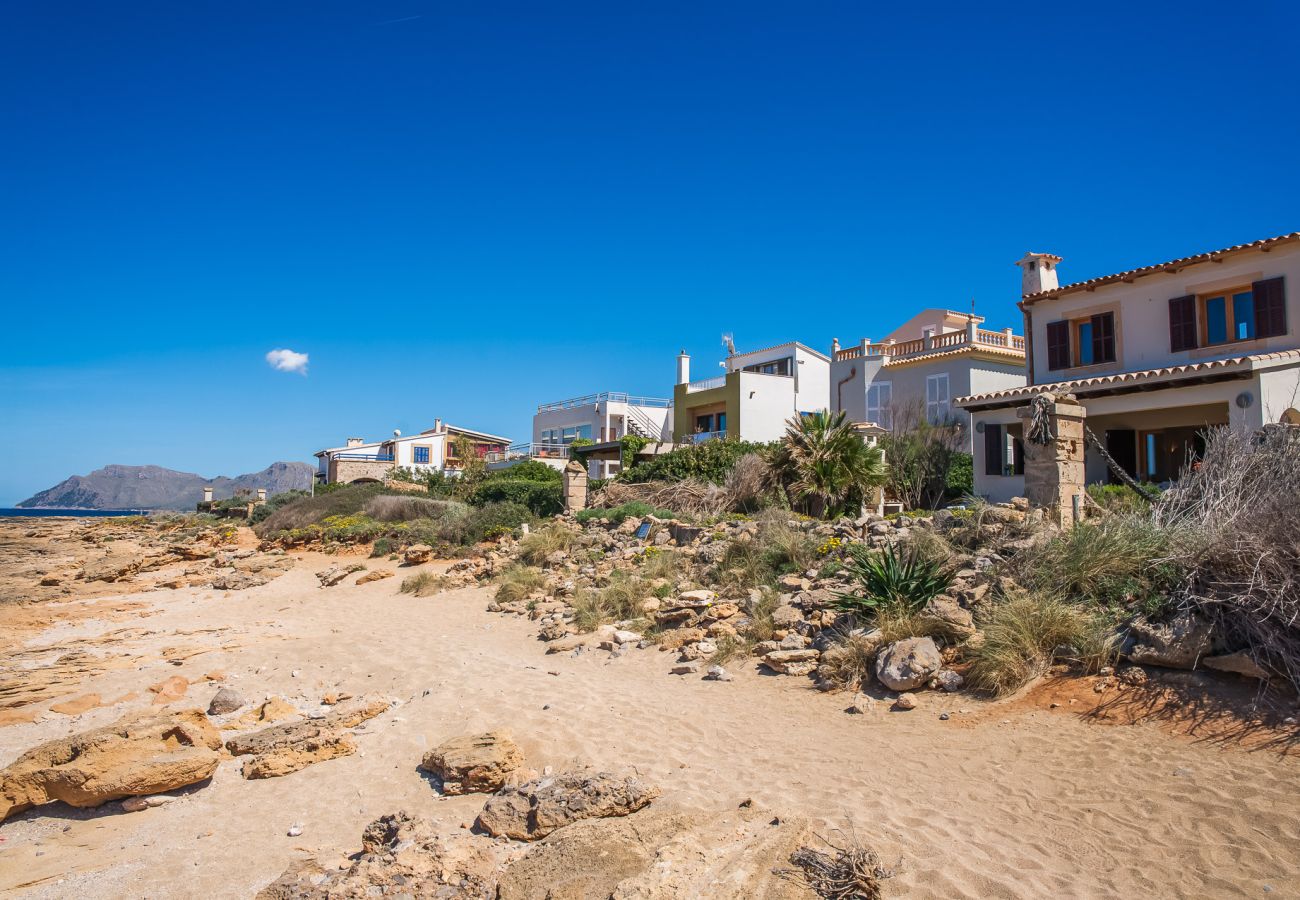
left=494, top=564, right=546, bottom=603
left=710, top=512, right=818, bottom=592
left=575, top=501, right=677, bottom=525
left=399, top=571, right=450, bottom=597
left=836, top=543, right=951, bottom=614
left=518, top=523, right=576, bottom=565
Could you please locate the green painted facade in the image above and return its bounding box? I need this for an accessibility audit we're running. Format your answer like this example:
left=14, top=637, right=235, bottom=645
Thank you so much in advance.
left=672, top=372, right=741, bottom=442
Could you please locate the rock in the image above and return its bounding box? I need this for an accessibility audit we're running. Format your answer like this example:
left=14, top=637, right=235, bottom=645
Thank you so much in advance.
left=611, top=630, right=641, bottom=645
left=49, top=693, right=104, bottom=716
left=1127, top=612, right=1214, bottom=670
left=120, top=794, right=172, bottom=812
left=760, top=649, right=820, bottom=676
left=928, top=669, right=964, bottom=692
left=258, top=811, right=510, bottom=899
left=315, top=565, right=359, bottom=587
left=207, top=687, right=246, bottom=716
left=148, top=675, right=189, bottom=705
left=920, top=596, right=976, bottom=640
left=403, top=544, right=434, bottom=565
left=224, top=697, right=298, bottom=731
left=850, top=693, right=876, bottom=715
left=1116, top=666, right=1147, bottom=685
left=287, top=823, right=303, bottom=837
left=420, top=731, right=524, bottom=795
left=777, top=632, right=808, bottom=650
left=475, top=770, right=661, bottom=841
left=893, top=694, right=918, bottom=711
left=874, top=638, right=942, bottom=691
left=356, top=569, right=394, bottom=585
left=670, top=663, right=699, bottom=675
left=657, top=628, right=706, bottom=651
left=0, top=708, right=222, bottom=822
left=226, top=695, right=390, bottom=780
left=704, top=602, right=739, bottom=620
left=673, top=589, right=717, bottom=609
left=770, top=605, right=804, bottom=629
left=703, top=665, right=732, bottom=682
left=1202, top=651, right=1271, bottom=680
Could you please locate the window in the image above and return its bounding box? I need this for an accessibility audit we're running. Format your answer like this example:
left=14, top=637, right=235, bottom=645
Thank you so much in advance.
left=742, top=357, right=792, bottom=376
left=1170, top=278, right=1287, bottom=352
left=983, top=425, right=1025, bottom=477
left=412, top=446, right=431, bottom=465
left=866, top=382, right=892, bottom=430
left=925, top=374, right=950, bottom=424
left=1045, top=312, right=1116, bottom=370
left=1204, top=289, right=1257, bottom=345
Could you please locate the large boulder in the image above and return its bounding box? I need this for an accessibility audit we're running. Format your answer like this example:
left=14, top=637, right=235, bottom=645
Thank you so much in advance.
left=420, top=731, right=524, bottom=795
left=403, top=544, right=434, bottom=565
left=874, top=637, right=943, bottom=691
left=760, top=649, right=821, bottom=676
left=0, top=708, right=222, bottom=821
left=1127, top=612, right=1214, bottom=670
left=476, top=770, right=661, bottom=841
left=920, top=596, right=976, bottom=640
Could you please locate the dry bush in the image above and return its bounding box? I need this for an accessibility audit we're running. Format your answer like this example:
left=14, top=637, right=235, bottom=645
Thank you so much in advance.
left=364, top=495, right=467, bottom=523
left=743, top=585, right=781, bottom=643
left=518, top=523, right=575, bottom=565
left=639, top=548, right=681, bottom=581
left=723, top=452, right=776, bottom=512
left=591, top=478, right=731, bottom=519
left=710, top=512, right=818, bottom=593
left=965, top=592, right=1118, bottom=696
left=817, top=630, right=881, bottom=690
left=779, top=830, right=894, bottom=900
left=572, top=570, right=650, bottom=631
left=874, top=605, right=939, bottom=645
left=1153, top=425, right=1300, bottom=689
left=399, top=571, right=451, bottom=597
left=495, top=564, right=546, bottom=603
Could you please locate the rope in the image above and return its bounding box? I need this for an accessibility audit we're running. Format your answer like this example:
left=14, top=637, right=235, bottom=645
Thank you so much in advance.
left=1025, top=395, right=1056, bottom=445
left=1083, top=425, right=1161, bottom=504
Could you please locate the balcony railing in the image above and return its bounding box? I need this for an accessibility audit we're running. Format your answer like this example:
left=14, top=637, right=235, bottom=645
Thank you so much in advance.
left=536, top=391, right=672, bottom=412
left=687, top=430, right=727, bottom=444
left=832, top=329, right=1025, bottom=362
left=684, top=375, right=727, bottom=393
left=484, top=442, right=571, bottom=463
left=333, top=453, right=394, bottom=462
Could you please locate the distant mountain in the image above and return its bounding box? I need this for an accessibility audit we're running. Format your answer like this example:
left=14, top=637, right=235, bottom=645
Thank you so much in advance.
left=17, top=462, right=315, bottom=511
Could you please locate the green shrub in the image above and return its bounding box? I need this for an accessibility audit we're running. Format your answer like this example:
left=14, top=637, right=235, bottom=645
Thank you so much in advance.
left=248, top=490, right=311, bottom=525
left=491, top=460, right=562, bottom=483
left=620, top=439, right=772, bottom=485
left=371, top=537, right=393, bottom=558
left=574, top=501, right=676, bottom=525
left=454, top=501, right=534, bottom=544
left=255, top=483, right=401, bottom=535
left=364, top=495, right=467, bottom=523
left=1087, top=483, right=1156, bottom=515
left=965, top=592, right=1119, bottom=696
left=835, top=543, right=951, bottom=614
left=1017, top=515, right=1179, bottom=611
left=468, top=479, right=562, bottom=517
left=945, top=452, right=974, bottom=499
left=710, top=513, right=818, bottom=592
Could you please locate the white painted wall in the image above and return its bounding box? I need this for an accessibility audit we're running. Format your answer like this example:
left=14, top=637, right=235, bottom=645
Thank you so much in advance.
left=736, top=371, right=798, bottom=442
left=1027, top=242, right=1300, bottom=382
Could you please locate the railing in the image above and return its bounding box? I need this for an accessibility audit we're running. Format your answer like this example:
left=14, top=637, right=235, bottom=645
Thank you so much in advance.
left=536, top=391, right=672, bottom=412
left=684, top=375, right=727, bottom=393
left=832, top=329, right=1025, bottom=362
left=333, top=453, right=394, bottom=462
left=687, top=430, right=726, bottom=444
left=484, top=442, right=571, bottom=463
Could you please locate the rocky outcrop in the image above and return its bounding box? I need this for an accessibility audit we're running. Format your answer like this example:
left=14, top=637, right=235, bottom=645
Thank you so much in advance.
left=420, top=731, right=524, bottom=795
left=257, top=810, right=516, bottom=899
left=1127, top=612, right=1214, bottom=670
left=0, top=708, right=222, bottom=821
left=225, top=695, right=390, bottom=779
left=476, top=770, right=661, bottom=841
left=403, top=544, right=434, bottom=565
left=874, top=638, right=943, bottom=691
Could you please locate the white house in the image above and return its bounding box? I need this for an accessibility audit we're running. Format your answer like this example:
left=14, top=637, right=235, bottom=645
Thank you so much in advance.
left=672, top=341, right=831, bottom=443
left=315, top=419, right=511, bottom=484
left=958, top=232, right=1300, bottom=502
left=829, top=308, right=1026, bottom=449
left=487, top=391, right=674, bottom=479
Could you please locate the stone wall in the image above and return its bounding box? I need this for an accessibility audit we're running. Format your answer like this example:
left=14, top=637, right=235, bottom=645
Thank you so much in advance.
left=329, top=459, right=392, bottom=484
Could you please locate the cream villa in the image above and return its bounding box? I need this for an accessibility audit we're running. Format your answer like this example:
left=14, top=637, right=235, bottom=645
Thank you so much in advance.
left=959, top=232, right=1300, bottom=502
left=315, top=419, right=510, bottom=485
left=672, top=341, right=830, bottom=443
left=488, top=391, right=674, bottom=479
left=828, top=308, right=1026, bottom=447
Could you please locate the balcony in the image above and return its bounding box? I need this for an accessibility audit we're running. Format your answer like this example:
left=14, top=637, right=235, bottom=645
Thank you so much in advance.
left=684, top=375, right=727, bottom=393
left=332, top=453, right=395, bottom=462
left=688, top=430, right=727, bottom=444
left=833, top=328, right=1025, bottom=362
left=536, top=391, right=671, bottom=412
left=484, top=441, right=571, bottom=463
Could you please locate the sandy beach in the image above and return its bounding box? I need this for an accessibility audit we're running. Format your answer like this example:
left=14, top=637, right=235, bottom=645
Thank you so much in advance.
left=1, top=520, right=1298, bottom=899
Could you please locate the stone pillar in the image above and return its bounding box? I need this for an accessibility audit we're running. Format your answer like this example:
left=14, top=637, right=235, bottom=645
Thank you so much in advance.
left=256, top=488, right=267, bottom=501
left=563, top=459, right=589, bottom=512
left=202, top=487, right=213, bottom=503
left=1016, top=393, right=1086, bottom=527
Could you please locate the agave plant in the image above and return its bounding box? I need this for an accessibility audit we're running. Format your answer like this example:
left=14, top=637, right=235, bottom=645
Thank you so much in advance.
left=768, top=410, right=886, bottom=519
left=835, top=542, right=952, bottom=614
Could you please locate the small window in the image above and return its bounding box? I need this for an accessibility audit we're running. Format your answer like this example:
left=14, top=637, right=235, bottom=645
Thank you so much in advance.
left=925, top=374, right=950, bottom=424
left=867, top=382, right=893, bottom=430
left=1050, top=312, right=1116, bottom=368
left=412, top=446, right=430, bottom=465
left=1200, top=287, right=1263, bottom=346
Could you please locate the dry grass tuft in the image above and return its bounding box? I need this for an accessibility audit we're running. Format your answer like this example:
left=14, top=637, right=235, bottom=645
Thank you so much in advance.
left=816, top=630, right=881, bottom=690
left=399, top=570, right=451, bottom=597
left=779, top=830, right=894, bottom=900
left=518, top=524, right=576, bottom=566
left=494, top=564, right=546, bottom=603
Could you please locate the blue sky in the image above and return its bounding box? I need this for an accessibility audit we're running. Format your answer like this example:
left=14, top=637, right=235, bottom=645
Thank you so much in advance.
left=3, top=1, right=1297, bottom=503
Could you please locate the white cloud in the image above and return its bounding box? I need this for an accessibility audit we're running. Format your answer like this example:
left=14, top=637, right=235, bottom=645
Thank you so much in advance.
left=265, top=348, right=309, bottom=375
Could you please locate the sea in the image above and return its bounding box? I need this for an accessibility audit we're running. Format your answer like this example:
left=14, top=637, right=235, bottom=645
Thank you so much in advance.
left=0, top=508, right=149, bottom=518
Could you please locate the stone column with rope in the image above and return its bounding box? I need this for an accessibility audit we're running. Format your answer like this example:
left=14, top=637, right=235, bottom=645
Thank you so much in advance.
left=1016, top=392, right=1086, bottom=527
left=563, top=458, right=589, bottom=513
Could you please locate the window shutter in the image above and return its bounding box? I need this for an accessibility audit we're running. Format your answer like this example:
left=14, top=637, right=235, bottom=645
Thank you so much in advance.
left=984, top=424, right=1004, bottom=476
left=1046, top=321, right=1071, bottom=370
left=1091, top=312, right=1116, bottom=363
left=1012, top=438, right=1025, bottom=476
left=1253, top=277, right=1287, bottom=338
left=1168, top=295, right=1197, bottom=352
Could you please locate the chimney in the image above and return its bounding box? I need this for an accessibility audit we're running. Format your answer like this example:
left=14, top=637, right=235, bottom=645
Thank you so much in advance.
left=676, top=350, right=690, bottom=385
left=256, top=488, right=267, bottom=501
left=434, top=418, right=442, bottom=432
left=202, top=486, right=213, bottom=503
left=346, top=437, right=365, bottom=448
left=831, top=337, right=840, bottom=355
left=1016, top=252, right=1063, bottom=297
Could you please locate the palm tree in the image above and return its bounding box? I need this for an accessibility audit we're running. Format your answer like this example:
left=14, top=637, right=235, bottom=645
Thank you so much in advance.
left=769, top=409, right=886, bottom=519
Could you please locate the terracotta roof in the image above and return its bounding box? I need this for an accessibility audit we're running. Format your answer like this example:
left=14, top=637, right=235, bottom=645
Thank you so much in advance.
left=955, top=350, right=1300, bottom=408
left=1022, top=232, right=1300, bottom=305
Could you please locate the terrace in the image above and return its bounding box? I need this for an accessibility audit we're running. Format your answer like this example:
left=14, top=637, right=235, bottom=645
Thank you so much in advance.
left=536, top=391, right=671, bottom=412
left=833, top=327, right=1025, bottom=362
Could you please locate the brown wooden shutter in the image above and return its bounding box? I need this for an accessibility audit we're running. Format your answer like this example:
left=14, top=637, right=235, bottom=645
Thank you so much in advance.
left=1253, top=277, right=1286, bottom=338
left=1168, top=295, right=1197, bottom=352
left=1091, top=312, right=1116, bottom=363
left=984, top=424, right=1004, bottom=476
left=1046, top=321, right=1070, bottom=370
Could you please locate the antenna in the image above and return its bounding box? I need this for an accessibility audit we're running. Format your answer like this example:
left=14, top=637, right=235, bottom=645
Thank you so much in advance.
left=721, top=332, right=735, bottom=355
